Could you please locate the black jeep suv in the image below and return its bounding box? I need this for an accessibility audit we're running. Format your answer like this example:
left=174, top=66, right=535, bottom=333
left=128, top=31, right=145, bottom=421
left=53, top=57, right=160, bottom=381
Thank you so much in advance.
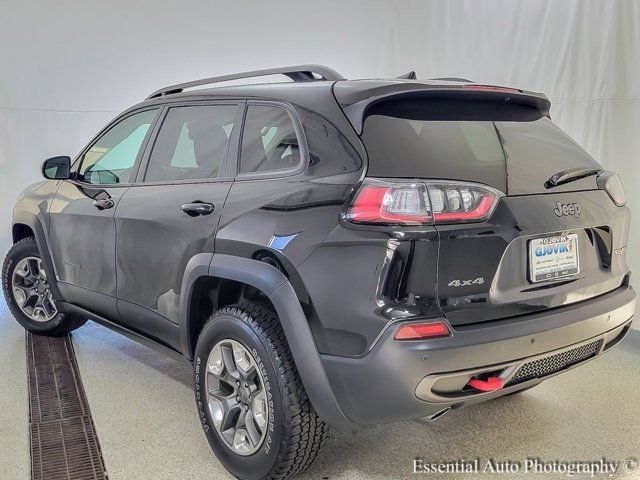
left=3, top=65, right=635, bottom=479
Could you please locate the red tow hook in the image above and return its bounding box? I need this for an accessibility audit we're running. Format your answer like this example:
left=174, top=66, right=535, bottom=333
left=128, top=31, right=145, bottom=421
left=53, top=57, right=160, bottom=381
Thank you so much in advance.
left=467, top=376, right=504, bottom=392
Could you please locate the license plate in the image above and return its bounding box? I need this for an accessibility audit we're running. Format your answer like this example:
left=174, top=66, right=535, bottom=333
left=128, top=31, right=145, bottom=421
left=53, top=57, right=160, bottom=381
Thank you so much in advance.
left=529, top=234, right=579, bottom=283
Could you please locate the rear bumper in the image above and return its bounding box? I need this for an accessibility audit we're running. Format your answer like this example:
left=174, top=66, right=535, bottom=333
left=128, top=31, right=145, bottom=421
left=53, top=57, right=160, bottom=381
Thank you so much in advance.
left=321, top=285, right=635, bottom=425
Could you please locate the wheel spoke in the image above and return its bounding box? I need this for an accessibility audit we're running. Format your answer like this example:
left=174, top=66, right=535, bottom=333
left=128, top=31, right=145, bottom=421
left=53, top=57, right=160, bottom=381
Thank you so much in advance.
left=14, top=263, right=29, bottom=278
left=209, top=389, right=241, bottom=433
left=32, top=306, right=48, bottom=322
left=207, top=343, right=225, bottom=377
left=41, top=297, right=55, bottom=317
left=244, top=409, right=262, bottom=446
left=21, top=287, right=39, bottom=309
left=36, top=259, right=47, bottom=281
left=232, top=428, right=252, bottom=454
left=12, top=285, right=29, bottom=307
left=222, top=405, right=241, bottom=433
left=221, top=344, right=241, bottom=380
left=235, top=406, right=247, bottom=430
left=233, top=344, right=253, bottom=375
left=251, top=389, right=268, bottom=430
left=26, top=258, right=38, bottom=280
left=240, top=364, right=258, bottom=383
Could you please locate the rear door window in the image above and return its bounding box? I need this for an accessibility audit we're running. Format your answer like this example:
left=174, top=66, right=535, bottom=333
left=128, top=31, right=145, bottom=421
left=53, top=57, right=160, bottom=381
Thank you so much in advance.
left=144, top=105, right=238, bottom=182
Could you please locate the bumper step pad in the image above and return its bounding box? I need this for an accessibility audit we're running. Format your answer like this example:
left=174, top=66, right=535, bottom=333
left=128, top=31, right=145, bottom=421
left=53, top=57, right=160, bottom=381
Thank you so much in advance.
left=27, top=332, right=107, bottom=480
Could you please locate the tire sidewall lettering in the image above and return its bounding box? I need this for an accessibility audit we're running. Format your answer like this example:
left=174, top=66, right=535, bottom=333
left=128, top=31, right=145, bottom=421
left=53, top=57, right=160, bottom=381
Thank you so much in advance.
left=3, top=258, right=14, bottom=306
left=252, top=346, right=275, bottom=454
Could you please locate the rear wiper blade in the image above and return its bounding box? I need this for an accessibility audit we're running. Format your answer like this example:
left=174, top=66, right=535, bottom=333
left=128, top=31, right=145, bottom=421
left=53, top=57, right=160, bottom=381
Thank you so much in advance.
left=545, top=167, right=602, bottom=188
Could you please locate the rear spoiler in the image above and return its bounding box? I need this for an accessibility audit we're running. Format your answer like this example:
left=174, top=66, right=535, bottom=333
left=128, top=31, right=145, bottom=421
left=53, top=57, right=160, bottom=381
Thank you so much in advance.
left=335, top=83, right=551, bottom=134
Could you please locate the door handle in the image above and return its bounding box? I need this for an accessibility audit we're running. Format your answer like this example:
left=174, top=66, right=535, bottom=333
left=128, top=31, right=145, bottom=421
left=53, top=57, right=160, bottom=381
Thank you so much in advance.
left=93, top=198, right=114, bottom=210
left=181, top=202, right=215, bottom=217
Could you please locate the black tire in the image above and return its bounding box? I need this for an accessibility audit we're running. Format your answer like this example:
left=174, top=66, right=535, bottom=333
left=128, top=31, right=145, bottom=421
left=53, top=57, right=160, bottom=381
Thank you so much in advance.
left=2, top=237, right=86, bottom=336
left=194, top=304, right=328, bottom=480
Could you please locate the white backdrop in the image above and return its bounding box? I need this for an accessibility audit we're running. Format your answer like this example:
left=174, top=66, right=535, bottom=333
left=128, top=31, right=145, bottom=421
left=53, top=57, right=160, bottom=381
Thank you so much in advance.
left=1, top=0, right=638, bottom=275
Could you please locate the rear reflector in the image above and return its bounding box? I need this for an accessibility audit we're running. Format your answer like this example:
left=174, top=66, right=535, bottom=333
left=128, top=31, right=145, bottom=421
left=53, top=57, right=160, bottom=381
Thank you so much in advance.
left=346, top=179, right=503, bottom=226
left=394, top=321, right=451, bottom=340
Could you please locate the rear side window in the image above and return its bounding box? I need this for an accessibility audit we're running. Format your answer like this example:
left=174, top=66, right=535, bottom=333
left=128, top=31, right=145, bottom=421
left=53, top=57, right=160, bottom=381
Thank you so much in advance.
left=240, top=105, right=301, bottom=175
left=145, top=105, right=237, bottom=182
left=79, top=109, right=157, bottom=185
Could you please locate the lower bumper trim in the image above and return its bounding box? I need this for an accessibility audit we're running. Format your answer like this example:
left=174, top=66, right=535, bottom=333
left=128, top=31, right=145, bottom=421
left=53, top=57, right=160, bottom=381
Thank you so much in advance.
left=506, top=338, right=602, bottom=387
left=416, top=321, right=629, bottom=403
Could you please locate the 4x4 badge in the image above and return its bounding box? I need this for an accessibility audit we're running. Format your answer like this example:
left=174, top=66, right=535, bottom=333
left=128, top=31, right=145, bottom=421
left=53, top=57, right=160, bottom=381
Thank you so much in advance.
left=553, top=201, right=581, bottom=217
left=448, top=277, right=485, bottom=287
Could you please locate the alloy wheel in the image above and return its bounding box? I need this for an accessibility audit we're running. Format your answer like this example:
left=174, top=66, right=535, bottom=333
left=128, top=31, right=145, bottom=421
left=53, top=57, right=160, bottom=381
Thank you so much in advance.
left=11, top=256, right=57, bottom=322
left=205, top=339, right=269, bottom=455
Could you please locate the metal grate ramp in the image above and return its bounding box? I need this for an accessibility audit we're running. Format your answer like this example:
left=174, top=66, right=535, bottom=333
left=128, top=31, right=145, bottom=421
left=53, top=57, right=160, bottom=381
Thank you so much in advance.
left=27, top=332, right=107, bottom=480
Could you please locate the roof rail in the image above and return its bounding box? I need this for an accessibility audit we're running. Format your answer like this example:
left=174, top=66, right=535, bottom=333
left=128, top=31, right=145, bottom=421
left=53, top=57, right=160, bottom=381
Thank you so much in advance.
left=146, top=64, right=345, bottom=99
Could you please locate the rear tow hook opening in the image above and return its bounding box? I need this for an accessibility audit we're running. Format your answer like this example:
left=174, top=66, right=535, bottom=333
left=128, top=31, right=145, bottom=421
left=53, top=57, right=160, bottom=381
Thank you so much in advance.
left=466, top=374, right=505, bottom=393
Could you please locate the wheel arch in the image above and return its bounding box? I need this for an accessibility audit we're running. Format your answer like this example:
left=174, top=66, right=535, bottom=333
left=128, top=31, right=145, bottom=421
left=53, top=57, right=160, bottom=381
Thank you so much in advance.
left=12, top=223, right=35, bottom=244
left=179, top=253, right=351, bottom=425
left=10, top=213, right=63, bottom=301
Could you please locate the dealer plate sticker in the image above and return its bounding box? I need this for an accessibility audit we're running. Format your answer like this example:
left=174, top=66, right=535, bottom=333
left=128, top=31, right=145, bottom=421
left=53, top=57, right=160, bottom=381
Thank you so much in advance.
left=529, top=234, right=579, bottom=283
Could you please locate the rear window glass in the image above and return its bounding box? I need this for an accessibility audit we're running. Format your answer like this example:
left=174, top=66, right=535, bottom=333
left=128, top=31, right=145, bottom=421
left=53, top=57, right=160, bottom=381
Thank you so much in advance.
left=363, top=116, right=506, bottom=189
left=361, top=99, right=599, bottom=193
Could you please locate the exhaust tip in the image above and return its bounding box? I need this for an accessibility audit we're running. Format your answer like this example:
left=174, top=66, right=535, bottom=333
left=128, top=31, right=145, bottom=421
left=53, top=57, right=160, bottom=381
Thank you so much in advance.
left=428, top=407, right=451, bottom=421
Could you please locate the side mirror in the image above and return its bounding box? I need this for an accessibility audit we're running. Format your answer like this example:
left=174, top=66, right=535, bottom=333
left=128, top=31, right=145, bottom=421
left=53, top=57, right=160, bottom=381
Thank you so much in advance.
left=42, top=156, right=71, bottom=180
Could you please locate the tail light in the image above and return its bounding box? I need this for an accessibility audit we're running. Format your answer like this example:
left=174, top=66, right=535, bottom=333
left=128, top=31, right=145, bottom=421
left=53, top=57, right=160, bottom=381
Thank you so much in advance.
left=597, top=171, right=627, bottom=207
left=345, top=179, right=503, bottom=225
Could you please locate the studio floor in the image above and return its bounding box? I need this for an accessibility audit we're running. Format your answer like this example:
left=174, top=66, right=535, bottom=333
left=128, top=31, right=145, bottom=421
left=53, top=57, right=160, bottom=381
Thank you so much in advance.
left=1, top=294, right=639, bottom=480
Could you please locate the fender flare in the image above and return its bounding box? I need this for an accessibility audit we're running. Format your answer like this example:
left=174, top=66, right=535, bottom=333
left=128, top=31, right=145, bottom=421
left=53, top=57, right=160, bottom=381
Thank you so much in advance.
left=11, top=212, right=63, bottom=301
left=178, top=253, right=352, bottom=426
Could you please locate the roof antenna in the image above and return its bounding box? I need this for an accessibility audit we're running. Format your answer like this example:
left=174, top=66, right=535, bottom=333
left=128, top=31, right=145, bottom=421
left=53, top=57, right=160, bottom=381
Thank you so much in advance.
left=396, top=71, right=417, bottom=80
